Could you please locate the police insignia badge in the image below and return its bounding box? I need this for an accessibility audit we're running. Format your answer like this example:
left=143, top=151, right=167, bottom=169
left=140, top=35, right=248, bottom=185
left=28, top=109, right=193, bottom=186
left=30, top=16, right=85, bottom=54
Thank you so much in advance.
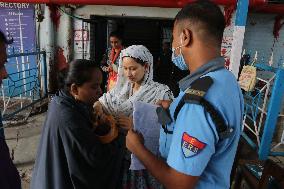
left=181, top=132, right=206, bottom=158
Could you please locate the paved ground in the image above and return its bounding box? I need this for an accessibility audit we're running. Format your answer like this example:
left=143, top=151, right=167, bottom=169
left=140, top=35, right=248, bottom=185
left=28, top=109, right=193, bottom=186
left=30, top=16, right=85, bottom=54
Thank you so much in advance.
left=4, top=112, right=46, bottom=189
left=3, top=111, right=283, bottom=189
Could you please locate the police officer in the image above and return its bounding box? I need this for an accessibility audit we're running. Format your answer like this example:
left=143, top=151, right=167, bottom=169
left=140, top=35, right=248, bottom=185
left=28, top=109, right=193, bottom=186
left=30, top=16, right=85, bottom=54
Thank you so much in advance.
left=126, top=1, right=244, bottom=188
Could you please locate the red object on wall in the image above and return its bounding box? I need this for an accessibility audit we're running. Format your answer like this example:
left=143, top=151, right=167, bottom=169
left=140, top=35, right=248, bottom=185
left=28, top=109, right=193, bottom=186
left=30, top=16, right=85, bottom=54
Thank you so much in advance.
left=56, top=47, right=68, bottom=71
left=224, top=4, right=236, bottom=27
left=253, top=4, right=284, bottom=14
left=47, top=4, right=61, bottom=30
left=0, top=0, right=269, bottom=8
left=1, top=0, right=283, bottom=13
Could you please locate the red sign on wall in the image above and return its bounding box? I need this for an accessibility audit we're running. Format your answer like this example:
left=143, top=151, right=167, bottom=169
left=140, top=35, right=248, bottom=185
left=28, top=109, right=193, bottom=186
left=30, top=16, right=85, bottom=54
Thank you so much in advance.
left=74, top=29, right=89, bottom=41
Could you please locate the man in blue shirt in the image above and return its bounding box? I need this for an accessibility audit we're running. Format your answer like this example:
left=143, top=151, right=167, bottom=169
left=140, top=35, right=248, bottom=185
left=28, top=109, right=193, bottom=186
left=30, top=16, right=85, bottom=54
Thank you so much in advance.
left=126, top=1, right=244, bottom=188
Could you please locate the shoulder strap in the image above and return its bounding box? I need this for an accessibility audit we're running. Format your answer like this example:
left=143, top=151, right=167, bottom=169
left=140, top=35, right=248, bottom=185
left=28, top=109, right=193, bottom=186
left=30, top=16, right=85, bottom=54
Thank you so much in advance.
left=174, top=76, right=213, bottom=120
left=173, top=76, right=233, bottom=139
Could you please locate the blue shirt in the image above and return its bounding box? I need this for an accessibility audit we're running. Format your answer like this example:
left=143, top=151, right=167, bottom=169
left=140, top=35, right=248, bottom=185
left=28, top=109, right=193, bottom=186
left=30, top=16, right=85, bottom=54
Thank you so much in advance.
left=159, top=59, right=244, bottom=189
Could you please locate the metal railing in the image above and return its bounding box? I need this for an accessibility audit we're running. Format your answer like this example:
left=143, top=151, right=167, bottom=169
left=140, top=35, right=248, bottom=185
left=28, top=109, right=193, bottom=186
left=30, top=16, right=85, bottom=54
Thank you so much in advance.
left=242, top=62, right=284, bottom=160
left=0, top=50, right=47, bottom=121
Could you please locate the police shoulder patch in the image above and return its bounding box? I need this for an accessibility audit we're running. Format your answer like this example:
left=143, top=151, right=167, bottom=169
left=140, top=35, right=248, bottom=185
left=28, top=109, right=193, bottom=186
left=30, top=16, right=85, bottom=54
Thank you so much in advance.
left=181, top=132, right=206, bottom=158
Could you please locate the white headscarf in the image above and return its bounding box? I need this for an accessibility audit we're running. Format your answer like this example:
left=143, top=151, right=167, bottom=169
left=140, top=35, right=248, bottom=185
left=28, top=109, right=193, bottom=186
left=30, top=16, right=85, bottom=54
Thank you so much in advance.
left=99, top=45, right=173, bottom=116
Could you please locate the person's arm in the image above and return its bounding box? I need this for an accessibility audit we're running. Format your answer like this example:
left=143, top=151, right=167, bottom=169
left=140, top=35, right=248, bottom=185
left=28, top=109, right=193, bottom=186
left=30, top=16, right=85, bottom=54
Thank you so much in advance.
left=127, top=104, right=219, bottom=188
left=156, top=100, right=172, bottom=109
left=126, top=130, right=199, bottom=189
left=94, top=100, right=112, bottom=116
left=60, top=117, right=116, bottom=169
left=116, top=115, right=133, bottom=130
left=101, top=49, right=113, bottom=72
left=93, top=101, right=104, bottom=118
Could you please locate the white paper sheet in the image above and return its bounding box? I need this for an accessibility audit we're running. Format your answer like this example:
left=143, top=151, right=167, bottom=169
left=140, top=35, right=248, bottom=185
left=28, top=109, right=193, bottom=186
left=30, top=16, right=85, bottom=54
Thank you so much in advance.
left=130, top=101, right=161, bottom=170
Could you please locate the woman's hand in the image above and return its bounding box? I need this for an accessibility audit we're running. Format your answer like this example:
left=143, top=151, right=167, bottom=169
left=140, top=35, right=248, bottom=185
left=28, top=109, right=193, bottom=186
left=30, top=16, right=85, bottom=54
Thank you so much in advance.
left=101, top=66, right=108, bottom=72
left=102, top=66, right=112, bottom=72
left=93, top=101, right=104, bottom=118
left=156, top=100, right=172, bottom=109
left=126, top=129, right=144, bottom=154
left=116, top=115, right=133, bottom=130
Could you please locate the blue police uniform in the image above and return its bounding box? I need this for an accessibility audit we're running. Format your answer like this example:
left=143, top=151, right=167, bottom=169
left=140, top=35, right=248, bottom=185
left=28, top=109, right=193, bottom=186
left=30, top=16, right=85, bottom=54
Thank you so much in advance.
left=159, top=57, right=244, bottom=189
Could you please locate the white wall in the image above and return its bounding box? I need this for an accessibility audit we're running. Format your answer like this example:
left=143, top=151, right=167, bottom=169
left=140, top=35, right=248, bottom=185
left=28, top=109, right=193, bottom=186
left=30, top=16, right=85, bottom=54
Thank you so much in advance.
left=243, top=13, right=284, bottom=112
left=74, top=5, right=180, bottom=19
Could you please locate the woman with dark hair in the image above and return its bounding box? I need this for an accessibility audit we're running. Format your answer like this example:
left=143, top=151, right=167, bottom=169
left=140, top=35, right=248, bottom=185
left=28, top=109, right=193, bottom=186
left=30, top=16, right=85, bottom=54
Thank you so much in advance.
left=95, top=45, right=174, bottom=189
left=101, top=31, right=124, bottom=91
left=31, top=59, right=125, bottom=189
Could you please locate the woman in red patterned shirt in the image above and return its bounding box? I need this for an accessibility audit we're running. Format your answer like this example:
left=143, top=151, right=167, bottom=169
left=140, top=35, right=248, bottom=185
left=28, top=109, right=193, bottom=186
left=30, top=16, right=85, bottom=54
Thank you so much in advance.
left=101, top=31, right=124, bottom=91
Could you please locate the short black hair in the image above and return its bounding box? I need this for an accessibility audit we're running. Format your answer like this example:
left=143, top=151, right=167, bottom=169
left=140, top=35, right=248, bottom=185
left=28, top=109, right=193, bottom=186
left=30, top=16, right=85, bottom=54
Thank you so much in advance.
left=109, top=31, right=123, bottom=41
left=175, top=0, right=225, bottom=45
left=0, top=30, right=13, bottom=44
left=63, top=59, right=101, bottom=91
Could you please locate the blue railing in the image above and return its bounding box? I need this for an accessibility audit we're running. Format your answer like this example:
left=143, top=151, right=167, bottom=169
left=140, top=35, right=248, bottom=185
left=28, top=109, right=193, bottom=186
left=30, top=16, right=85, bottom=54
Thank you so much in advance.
left=242, top=63, right=284, bottom=160
left=0, top=50, right=47, bottom=121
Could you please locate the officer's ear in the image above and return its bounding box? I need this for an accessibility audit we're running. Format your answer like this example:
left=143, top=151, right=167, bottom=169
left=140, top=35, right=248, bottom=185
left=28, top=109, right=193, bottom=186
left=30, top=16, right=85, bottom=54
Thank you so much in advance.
left=182, top=28, right=192, bottom=47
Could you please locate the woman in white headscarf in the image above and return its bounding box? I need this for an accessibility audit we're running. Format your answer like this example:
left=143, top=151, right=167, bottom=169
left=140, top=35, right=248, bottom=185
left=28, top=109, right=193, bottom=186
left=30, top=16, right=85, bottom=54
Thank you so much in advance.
left=95, top=45, right=173, bottom=188
left=98, top=45, right=173, bottom=117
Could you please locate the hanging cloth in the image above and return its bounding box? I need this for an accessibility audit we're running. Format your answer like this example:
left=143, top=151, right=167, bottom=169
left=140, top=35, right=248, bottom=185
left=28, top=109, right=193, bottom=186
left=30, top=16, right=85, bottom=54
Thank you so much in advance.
left=107, top=47, right=122, bottom=91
